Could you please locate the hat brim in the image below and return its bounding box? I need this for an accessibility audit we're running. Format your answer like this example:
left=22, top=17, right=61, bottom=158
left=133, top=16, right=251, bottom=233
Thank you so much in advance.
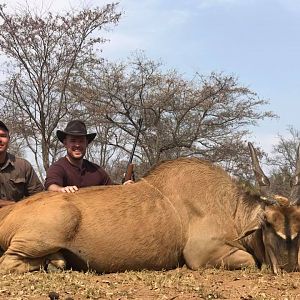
left=57, top=130, right=96, bottom=144
left=0, top=121, right=9, bottom=132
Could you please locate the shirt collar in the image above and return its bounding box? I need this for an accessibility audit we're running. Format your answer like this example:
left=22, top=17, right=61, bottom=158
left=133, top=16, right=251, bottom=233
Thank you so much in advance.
left=64, top=156, right=86, bottom=171
left=0, top=153, right=15, bottom=171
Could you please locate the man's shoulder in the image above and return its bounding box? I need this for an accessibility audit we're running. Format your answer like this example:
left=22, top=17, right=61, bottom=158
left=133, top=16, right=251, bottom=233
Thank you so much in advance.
left=82, top=160, right=109, bottom=174
left=8, top=153, right=32, bottom=168
left=82, top=159, right=111, bottom=178
left=82, top=159, right=113, bottom=184
left=83, top=159, right=100, bottom=169
left=48, top=157, right=67, bottom=168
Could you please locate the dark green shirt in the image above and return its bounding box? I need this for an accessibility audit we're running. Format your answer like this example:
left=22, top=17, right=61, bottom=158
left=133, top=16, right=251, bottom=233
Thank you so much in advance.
left=0, top=153, right=44, bottom=201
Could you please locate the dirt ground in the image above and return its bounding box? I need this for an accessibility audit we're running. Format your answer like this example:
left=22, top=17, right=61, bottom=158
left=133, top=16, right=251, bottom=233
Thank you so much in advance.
left=0, top=266, right=300, bottom=300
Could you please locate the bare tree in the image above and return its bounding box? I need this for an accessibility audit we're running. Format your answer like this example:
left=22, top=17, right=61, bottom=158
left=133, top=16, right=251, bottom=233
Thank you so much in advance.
left=268, top=126, right=300, bottom=174
left=75, top=53, right=275, bottom=179
left=0, top=3, right=121, bottom=177
left=267, top=126, right=300, bottom=196
left=0, top=3, right=276, bottom=182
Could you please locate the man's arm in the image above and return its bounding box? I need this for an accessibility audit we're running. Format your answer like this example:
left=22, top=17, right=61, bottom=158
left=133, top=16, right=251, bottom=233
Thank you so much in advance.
left=24, top=160, right=44, bottom=196
left=96, top=165, right=115, bottom=185
left=0, top=199, right=15, bottom=208
left=45, top=161, right=74, bottom=192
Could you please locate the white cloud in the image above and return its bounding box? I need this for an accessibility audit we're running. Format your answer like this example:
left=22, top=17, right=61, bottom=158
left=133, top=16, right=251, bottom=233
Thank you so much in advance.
left=101, top=32, right=146, bottom=60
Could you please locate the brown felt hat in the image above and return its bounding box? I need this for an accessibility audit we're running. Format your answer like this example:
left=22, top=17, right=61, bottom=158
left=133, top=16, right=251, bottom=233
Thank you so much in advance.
left=0, top=121, right=9, bottom=132
left=56, top=120, right=96, bottom=144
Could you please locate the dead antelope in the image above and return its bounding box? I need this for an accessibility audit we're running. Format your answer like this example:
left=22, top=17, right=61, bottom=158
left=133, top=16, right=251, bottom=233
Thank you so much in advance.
left=0, top=142, right=299, bottom=274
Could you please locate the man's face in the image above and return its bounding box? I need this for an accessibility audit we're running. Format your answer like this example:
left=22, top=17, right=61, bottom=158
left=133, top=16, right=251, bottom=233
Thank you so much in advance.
left=63, top=135, right=88, bottom=160
left=0, top=128, right=9, bottom=155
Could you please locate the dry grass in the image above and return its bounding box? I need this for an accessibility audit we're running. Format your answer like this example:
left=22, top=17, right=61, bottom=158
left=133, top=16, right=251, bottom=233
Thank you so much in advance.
left=0, top=266, right=300, bottom=299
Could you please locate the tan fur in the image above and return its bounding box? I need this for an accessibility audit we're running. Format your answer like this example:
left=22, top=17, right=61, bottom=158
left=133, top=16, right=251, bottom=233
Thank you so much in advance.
left=0, top=158, right=298, bottom=274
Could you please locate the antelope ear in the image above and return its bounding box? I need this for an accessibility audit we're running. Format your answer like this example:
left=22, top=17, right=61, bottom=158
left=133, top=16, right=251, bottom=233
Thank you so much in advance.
left=234, top=218, right=261, bottom=241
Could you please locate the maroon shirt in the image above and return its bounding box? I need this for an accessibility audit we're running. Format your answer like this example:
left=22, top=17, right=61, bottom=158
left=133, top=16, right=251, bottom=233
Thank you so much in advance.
left=44, top=157, right=113, bottom=190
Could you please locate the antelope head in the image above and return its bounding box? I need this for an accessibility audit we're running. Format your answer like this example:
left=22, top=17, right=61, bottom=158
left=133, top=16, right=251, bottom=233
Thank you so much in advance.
left=247, top=142, right=300, bottom=274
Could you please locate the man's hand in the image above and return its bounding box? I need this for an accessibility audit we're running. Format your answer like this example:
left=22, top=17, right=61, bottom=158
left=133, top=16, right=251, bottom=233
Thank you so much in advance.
left=123, top=180, right=134, bottom=185
left=60, top=186, right=79, bottom=193
left=0, top=199, right=15, bottom=208
left=47, top=184, right=79, bottom=193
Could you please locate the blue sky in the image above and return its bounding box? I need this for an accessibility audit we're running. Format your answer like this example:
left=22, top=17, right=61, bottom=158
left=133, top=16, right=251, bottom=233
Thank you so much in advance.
left=100, top=0, right=300, bottom=153
left=6, top=0, right=300, bottom=153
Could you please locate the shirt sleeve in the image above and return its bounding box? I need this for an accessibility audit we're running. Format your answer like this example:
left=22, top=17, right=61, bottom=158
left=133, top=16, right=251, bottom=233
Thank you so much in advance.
left=97, top=166, right=114, bottom=185
left=24, top=160, right=44, bottom=196
left=44, top=163, right=65, bottom=190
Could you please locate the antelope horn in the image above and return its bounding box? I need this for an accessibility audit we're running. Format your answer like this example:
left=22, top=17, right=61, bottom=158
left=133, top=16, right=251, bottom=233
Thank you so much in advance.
left=248, top=142, right=270, bottom=187
left=290, top=144, right=300, bottom=204
left=291, top=144, right=300, bottom=186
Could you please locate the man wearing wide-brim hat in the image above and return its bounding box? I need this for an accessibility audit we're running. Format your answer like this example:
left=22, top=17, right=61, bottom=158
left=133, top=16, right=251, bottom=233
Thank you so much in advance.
left=45, top=120, right=114, bottom=193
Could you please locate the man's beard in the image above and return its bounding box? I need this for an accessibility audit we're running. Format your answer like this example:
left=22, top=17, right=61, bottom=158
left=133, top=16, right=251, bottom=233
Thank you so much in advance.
left=71, top=155, right=83, bottom=160
left=68, top=149, right=85, bottom=160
